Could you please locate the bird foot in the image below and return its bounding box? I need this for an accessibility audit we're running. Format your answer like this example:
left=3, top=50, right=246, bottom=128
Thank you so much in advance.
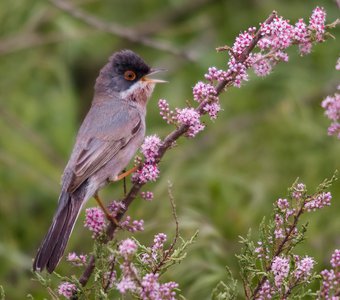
left=94, top=194, right=120, bottom=227
left=113, top=166, right=139, bottom=182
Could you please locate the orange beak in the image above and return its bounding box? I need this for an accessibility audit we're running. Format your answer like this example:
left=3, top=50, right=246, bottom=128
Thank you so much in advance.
left=142, top=68, right=167, bottom=83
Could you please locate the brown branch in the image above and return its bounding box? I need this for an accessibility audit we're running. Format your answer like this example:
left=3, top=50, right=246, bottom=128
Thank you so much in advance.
left=78, top=10, right=277, bottom=289
left=49, top=0, right=195, bottom=61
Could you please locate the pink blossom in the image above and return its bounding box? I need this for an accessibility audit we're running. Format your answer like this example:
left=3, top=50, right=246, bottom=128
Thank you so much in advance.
left=309, top=6, right=326, bottom=41
left=304, top=192, right=332, bottom=211
left=292, top=182, right=306, bottom=200
left=294, top=256, right=315, bottom=280
left=319, top=269, right=339, bottom=299
left=121, top=216, right=144, bottom=232
left=158, top=99, right=176, bottom=124
left=293, top=19, right=308, bottom=43
left=193, top=81, right=217, bottom=103
left=330, top=249, right=340, bottom=268
left=67, top=252, right=87, bottom=266
left=255, top=279, right=274, bottom=300
left=257, top=37, right=272, bottom=50
left=232, top=27, right=256, bottom=55
left=274, top=51, right=289, bottom=62
left=298, top=42, right=312, bottom=56
left=141, top=135, right=161, bottom=163
left=204, top=67, right=229, bottom=82
left=108, top=200, right=125, bottom=217
left=262, top=17, right=294, bottom=50
left=227, top=58, right=249, bottom=87
left=133, top=163, right=160, bottom=184
left=58, top=282, right=77, bottom=299
left=252, top=55, right=272, bottom=77
left=203, top=102, right=221, bottom=120
left=152, top=233, right=167, bottom=252
left=141, top=273, right=178, bottom=300
left=277, top=198, right=289, bottom=211
left=116, top=276, right=137, bottom=294
left=176, top=108, right=205, bottom=137
left=141, top=191, right=154, bottom=201
left=327, top=122, right=340, bottom=139
left=84, top=207, right=106, bottom=238
left=119, top=238, right=138, bottom=259
left=271, top=256, right=290, bottom=287
left=322, top=94, right=340, bottom=121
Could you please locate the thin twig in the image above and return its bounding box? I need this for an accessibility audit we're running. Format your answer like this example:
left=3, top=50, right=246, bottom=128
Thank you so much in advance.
left=103, top=256, right=116, bottom=293
left=152, top=181, right=179, bottom=274
left=78, top=10, right=278, bottom=289
left=49, top=0, right=195, bottom=61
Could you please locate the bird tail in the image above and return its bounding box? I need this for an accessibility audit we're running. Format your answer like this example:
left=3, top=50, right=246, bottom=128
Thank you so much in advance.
left=33, top=190, right=84, bottom=273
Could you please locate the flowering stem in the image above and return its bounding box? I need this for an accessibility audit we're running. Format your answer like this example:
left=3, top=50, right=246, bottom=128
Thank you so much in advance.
left=251, top=199, right=305, bottom=299
left=77, top=10, right=278, bottom=290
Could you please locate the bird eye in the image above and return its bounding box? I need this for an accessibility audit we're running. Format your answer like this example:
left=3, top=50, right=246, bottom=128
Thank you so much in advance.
left=124, top=70, right=136, bottom=81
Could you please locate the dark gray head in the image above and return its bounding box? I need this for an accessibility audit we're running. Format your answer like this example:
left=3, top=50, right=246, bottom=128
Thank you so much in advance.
left=95, top=50, right=152, bottom=94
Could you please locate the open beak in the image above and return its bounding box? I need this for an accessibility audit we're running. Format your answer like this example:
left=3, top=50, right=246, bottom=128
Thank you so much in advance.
left=142, top=68, right=167, bottom=83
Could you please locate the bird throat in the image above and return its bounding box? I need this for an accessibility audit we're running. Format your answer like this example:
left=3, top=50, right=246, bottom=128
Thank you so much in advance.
left=120, top=81, right=155, bottom=105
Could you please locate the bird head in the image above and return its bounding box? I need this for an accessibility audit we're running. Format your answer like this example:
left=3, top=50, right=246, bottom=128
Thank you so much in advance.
left=94, top=50, right=166, bottom=103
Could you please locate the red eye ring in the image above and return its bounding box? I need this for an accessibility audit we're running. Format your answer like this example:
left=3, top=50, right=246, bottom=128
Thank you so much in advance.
left=124, top=70, right=136, bottom=81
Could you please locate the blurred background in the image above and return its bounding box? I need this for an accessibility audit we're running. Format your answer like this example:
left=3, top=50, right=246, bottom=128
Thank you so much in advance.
left=0, top=0, right=339, bottom=298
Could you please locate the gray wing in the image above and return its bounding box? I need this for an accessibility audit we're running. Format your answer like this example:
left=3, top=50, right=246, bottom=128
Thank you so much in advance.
left=64, top=101, right=142, bottom=193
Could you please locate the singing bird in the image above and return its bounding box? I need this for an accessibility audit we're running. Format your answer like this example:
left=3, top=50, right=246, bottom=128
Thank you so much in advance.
left=33, top=50, right=165, bottom=273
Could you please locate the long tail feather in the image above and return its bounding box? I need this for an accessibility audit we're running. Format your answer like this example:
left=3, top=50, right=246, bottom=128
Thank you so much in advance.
left=33, top=191, right=83, bottom=273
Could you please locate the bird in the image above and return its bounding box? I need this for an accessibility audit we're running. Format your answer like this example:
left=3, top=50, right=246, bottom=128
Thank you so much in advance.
left=33, top=49, right=165, bottom=273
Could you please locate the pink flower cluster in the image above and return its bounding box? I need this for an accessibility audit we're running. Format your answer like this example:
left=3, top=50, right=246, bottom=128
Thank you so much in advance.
left=141, top=191, right=154, bottom=201
left=133, top=163, right=160, bottom=184
left=294, top=256, right=315, bottom=280
left=255, top=279, right=273, bottom=300
left=108, top=200, right=125, bottom=217
left=58, top=282, right=77, bottom=299
left=67, top=252, right=87, bottom=266
left=235, top=7, right=327, bottom=79
left=292, top=183, right=306, bottom=200
left=121, top=216, right=144, bottom=232
left=321, top=75, right=340, bottom=139
left=272, top=182, right=332, bottom=244
left=274, top=197, right=295, bottom=239
left=115, top=237, right=179, bottom=299
left=84, top=207, right=107, bottom=238
left=271, top=256, right=290, bottom=287
left=158, top=99, right=176, bottom=124
left=304, top=192, right=332, bottom=211
left=176, top=107, right=205, bottom=137
left=119, top=238, right=138, bottom=259
left=330, top=249, right=340, bottom=268
left=140, top=273, right=178, bottom=300
left=133, top=135, right=161, bottom=184
left=319, top=249, right=340, bottom=299
left=141, top=233, right=167, bottom=263
left=117, top=272, right=137, bottom=294
left=193, top=81, right=221, bottom=120
left=141, top=135, right=161, bottom=163
left=309, top=6, right=326, bottom=41
left=204, top=67, right=228, bottom=82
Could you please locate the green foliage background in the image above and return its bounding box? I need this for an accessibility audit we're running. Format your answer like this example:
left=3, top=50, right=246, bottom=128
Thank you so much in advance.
left=0, top=0, right=339, bottom=298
